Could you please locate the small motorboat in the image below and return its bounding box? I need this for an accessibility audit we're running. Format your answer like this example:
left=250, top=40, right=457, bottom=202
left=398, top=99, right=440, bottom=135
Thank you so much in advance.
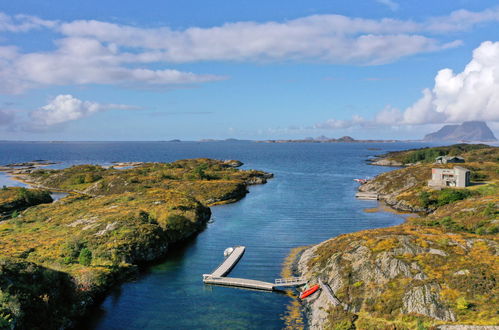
left=353, top=178, right=368, bottom=184
left=223, top=247, right=234, bottom=258
left=299, top=284, right=320, bottom=299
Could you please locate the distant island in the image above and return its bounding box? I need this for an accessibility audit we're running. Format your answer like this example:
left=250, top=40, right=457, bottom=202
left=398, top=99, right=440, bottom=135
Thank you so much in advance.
left=424, top=121, right=497, bottom=142
left=257, top=136, right=399, bottom=143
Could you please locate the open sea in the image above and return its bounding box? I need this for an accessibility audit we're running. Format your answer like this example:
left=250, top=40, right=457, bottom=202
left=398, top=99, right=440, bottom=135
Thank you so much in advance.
left=0, top=141, right=435, bottom=329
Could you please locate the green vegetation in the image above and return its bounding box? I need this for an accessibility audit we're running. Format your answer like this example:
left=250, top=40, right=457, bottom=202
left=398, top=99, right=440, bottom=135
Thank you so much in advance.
left=378, top=143, right=496, bottom=165
left=0, top=158, right=271, bottom=329
left=306, top=225, right=498, bottom=328
left=0, top=187, right=52, bottom=219
left=78, top=248, right=92, bottom=266
left=362, top=148, right=498, bottom=214
left=418, top=189, right=473, bottom=208
left=300, top=144, right=499, bottom=328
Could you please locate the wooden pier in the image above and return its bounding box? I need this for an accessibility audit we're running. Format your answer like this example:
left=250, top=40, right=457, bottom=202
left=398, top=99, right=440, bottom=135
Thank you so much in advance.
left=203, top=246, right=307, bottom=291
left=355, top=192, right=379, bottom=200
left=210, top=246, right=246, bottom=277
left=203, top=276, right=275, bottom=291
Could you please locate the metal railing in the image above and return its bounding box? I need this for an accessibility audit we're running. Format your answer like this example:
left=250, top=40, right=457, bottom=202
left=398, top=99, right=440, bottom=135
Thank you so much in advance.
left=274, top=277, right=306, bottom=285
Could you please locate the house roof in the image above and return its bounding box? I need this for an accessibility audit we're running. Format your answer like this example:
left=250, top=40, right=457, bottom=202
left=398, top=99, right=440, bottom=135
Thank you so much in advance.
left=435, top=155, right=464, bottom=160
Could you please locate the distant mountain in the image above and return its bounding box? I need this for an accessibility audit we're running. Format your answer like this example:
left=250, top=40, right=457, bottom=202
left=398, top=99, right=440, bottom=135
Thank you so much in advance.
left=424, top=121, right=497, bottom=142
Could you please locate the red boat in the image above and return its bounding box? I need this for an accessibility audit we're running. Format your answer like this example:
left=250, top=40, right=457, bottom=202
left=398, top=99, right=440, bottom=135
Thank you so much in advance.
left=299, top=284, right=319, bottom=299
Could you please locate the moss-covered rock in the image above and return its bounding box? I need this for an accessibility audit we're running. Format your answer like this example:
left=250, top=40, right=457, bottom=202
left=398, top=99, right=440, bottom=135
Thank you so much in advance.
left=0, top=158, right=271, bottom=329
left=297, top=226, right=498, bottom=329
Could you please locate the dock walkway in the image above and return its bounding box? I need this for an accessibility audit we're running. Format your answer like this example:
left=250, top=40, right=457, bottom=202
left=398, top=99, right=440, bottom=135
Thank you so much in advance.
left=203, top=277, right=275, bottom=291
left=355, top=192, right=379, bottom=200
left=203, top=246, right=307, bottom=291
left=210, top=246, right=246, bottom=277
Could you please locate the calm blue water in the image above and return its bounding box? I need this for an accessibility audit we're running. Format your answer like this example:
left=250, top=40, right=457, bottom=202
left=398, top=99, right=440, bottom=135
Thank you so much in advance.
left=0, top=141, right=433, bottom=329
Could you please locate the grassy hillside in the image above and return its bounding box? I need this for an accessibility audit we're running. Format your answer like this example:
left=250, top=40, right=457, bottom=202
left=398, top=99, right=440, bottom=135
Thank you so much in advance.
left=360, top=159, right=499, bottom=216
left=0, top=187, right=52, bottom=219
left=296, top=144, right=498, bottom=329
left=376, top=143, right=497, bottom=165
left=0, top=159, right=271, bottom=329
left=299, top=225, right=498, bottom=329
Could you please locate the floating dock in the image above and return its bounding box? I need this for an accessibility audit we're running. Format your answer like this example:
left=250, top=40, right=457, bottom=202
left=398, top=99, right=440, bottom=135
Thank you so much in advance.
left=210, top=246, right=246, bottom=277
left=203, top=276, right=275, bottom=291
left=203, top=246, right=306, bottom=291
left=355, top=192, right=379, bottom=200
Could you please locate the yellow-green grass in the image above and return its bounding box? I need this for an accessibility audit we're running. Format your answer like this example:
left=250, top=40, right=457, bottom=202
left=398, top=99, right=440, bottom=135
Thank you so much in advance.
left=309, top=225, right=498, bottom=328
left=0, top=158, right=271, bottom=329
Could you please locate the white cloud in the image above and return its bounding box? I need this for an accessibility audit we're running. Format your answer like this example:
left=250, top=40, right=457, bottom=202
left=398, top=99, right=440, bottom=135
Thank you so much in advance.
left=426, top=8, right=499, bottom=33
left=30, top=94, right=139, bottom=126
left=375, top=105, right=403, bottom=125
left=57, top=16, right=460, bottom=65
left=0, top=37, right=225, bottom=93
left=1, top=7, right=499, bottom=94
left=54, top=7, right=499, bottom=65
left=0, top=12, right=56, bottom=32
left=376, top=0, right=399, bottom=11
left=317, top=41, right=499, bottom=130
left=400, top=41, right=499, bottom=124
left=315, top=115, right=366, bottom=129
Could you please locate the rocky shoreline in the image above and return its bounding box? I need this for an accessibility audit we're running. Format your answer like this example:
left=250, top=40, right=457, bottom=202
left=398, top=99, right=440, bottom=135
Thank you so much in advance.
left=0, top=159, right=272, bottom=329
left=290, top=145, right=498, bottom=329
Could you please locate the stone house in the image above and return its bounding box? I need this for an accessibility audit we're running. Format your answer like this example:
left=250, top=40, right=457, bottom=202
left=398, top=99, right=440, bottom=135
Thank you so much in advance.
left=435, top=156, right=465, bottom=164
left=428, top=166, right=470, bottom=188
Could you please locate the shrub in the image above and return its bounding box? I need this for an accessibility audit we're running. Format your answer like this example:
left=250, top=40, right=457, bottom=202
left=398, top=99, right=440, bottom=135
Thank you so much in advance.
left=17, top=188, right=52, bottom=205
left=84, top=173, right=101, bottom=183
left=193, top=164, right=209, bottom=180
left=404, top=149, right=445, bottom=164
left=482, top=202, right=497, bottom=217
left=456, top=297, right=470, bottom=310
left=436, top=189, right=472, bottom=207
left=72, top=175, right=85, bottom=185
left=470, top=172, right=488, bottom=181
left=0, top=312, right=12, bottom=328
left=61, top=239, right=85, bottom=263
left=419, top=191, right=432, bottom=208
left=78, top=248, right=92, bottom=266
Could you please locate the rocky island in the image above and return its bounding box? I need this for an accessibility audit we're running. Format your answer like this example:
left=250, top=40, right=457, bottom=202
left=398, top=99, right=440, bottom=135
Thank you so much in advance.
left=292, top=144, right=498, bottom=329
left=0, top=159, right=272, bottom=329
left=257, top=136, right=399, bottom=143
left=424, top=121, right=497, bottom=142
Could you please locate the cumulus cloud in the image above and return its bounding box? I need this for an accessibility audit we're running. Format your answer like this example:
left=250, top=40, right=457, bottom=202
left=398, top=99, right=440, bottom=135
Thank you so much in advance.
left=315, top=115, right=366, bottom=129
left=29, top=94, right=139, bottom=127
left=426, top=8, right=499, bottom=33
left=400, top=41, right=499, bottom=124
left=0, top=38, right=226, bottom=94
left=1, top=7, right=499, bottom=93
left=0, top=12, right=56, bottom=32
left=317, top=41, right=499, bottom=130
left=57, top=16, right=459, bottom=65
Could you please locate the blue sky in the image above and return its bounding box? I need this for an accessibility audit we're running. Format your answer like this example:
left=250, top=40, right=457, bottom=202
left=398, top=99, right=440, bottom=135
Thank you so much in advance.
left=0, top=0, right=498, bottom=140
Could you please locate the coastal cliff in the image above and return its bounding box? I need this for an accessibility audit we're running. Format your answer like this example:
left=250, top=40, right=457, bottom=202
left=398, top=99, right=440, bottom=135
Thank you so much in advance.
left=293, top=145, right=498, bottom=329
left=297, top=226, right=497, bottom=328
left=0, top=159, right=272, bottom=329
